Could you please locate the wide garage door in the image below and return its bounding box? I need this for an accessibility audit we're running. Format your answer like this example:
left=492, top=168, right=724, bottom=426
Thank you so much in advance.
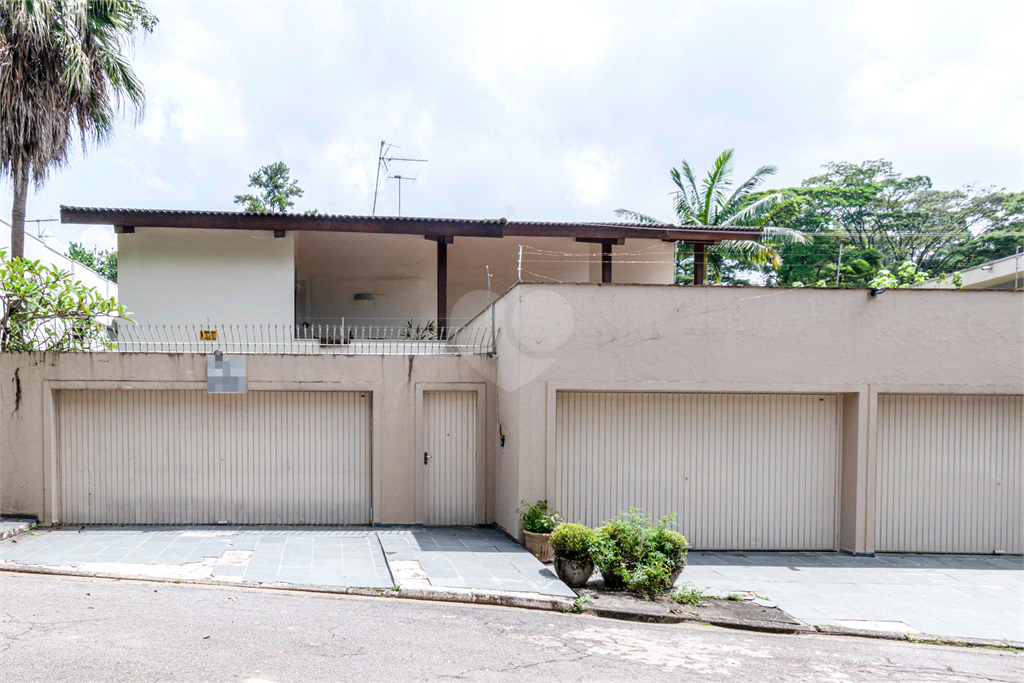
left=554, top=392, right=840, bottom=551
left=875, top=394, right=1022, bottom=554
left=57, top=390, right=371, bottom=525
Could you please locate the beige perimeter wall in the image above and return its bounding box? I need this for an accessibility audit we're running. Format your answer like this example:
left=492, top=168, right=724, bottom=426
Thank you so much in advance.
left=480, top=284, right=1023, bottom=553
left=1, top=353, right=496, bottom=526
left=3, top=283, right=1021, bottom=555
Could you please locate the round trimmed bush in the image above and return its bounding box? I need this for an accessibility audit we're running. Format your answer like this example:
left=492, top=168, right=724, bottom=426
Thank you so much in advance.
left=550, top=523, right=595, bottom=561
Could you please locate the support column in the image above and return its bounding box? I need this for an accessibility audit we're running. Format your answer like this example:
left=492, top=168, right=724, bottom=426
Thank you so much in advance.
left=602, top=242, right=612, bottom=284
left=693, top=242, right=706, bottom=285
left=428, top=236, right=453, bottom=339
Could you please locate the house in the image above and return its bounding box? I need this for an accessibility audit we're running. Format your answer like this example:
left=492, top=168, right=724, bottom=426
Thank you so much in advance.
left=0, top=219, right=117, bottom=300
left=0, top=207, right=1020, bottom=557
left=916, top=249, right=1024, bottom=291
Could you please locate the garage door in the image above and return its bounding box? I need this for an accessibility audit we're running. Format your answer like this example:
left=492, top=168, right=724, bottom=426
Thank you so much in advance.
left=554, top=392, right=841, bottom=551
left=875, top=394, right=1022, bottom=554
left=57, top=390, right=372, bottom=525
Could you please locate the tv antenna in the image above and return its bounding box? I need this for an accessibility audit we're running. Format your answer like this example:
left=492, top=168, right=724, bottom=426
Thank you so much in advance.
left=388, top=175, right=417, bottom=217
left=372, top=141, right=427, bottom=215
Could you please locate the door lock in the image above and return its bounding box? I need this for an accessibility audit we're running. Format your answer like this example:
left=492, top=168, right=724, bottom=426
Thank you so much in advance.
left=424, top=451, right=432, bottom=465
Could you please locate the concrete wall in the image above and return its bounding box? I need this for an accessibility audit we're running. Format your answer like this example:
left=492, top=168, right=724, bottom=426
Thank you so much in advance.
left=478, top=284, right=1023, bottom=551
left=5, top=283, right=1019, bottom=553
left=0, top=352, right=496, bottom=526
left=118, top=228, right=295, bottom=326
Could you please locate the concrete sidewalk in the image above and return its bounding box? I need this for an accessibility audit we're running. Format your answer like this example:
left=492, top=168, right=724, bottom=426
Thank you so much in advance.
left=0, top=525, right=574, bottom=599
left=683, top=551, right=1024, bottom=642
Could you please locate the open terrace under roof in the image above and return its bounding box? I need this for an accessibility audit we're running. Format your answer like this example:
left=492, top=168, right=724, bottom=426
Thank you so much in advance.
left=61, top=206, right=764, bottom=333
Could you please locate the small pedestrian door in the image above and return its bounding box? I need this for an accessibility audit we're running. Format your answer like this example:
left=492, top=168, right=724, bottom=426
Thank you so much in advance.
left=422, top=391, right=478, bottom=525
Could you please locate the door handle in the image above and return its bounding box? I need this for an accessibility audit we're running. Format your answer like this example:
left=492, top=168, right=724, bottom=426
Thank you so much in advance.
left=424, top=451, right=432, bottom=465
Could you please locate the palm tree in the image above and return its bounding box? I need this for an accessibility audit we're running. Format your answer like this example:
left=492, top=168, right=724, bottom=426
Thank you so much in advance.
left=0, top=0, right=156, bottom=259
left=616, top=149, right=805, bottom=284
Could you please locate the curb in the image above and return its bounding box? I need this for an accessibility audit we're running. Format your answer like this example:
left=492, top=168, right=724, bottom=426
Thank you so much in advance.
left=0, top=563, right=576, bottom=614
left=582, top=604, right=815, bottom=635
left=3, top=562, right=1020, bottom=650
left=814, top=624, right=1024, bottom=651
left=0, top=521, right=36, bottom=542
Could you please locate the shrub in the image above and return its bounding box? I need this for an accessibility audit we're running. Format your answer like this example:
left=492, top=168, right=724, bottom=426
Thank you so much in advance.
left=591, top=508, right=689, bottom=599
left=517, top=500, right=563, bottom=534
left=550, top=523, right=595, bottom=561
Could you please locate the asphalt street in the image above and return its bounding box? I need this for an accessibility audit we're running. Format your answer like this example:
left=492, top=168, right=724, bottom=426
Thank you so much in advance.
left=1, top=573, right=1020, bottom=682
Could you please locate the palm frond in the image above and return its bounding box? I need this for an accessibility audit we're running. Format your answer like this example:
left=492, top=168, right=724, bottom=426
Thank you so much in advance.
left=720, top=165, right=778, bottom=221
left=725, top=192, right=785, bottom=227
left=614, top=209, right=666, bottom=225
left=702, top=149, right=734, bottom=225
left=712, top=239, right=782, bottom=269
left=671, top=163, right=703, bottom=223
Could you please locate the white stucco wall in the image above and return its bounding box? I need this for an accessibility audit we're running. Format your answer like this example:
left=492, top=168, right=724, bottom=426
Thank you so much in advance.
left=1, top=228, right=118, bottom=300
left=118, top=228, right=294, bottom=326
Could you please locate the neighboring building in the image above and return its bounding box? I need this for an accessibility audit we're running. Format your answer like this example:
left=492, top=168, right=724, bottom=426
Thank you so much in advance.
left=0, top=221, right=117, bottom=300
left=917, top=249, right=1024, bottom=291
left=0, top=207, right=1019, bottom=557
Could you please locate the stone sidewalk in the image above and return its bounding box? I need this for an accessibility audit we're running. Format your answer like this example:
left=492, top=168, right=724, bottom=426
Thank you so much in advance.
left=683, top=551, right=1024, bottom=642
left=1, top=519, right=35, bottom=541
left=0, top=525, right=574, bottom=599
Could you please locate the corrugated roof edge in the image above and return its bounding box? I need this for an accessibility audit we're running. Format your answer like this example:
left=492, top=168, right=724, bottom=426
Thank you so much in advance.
left=59, top=206, right=762, bottom=232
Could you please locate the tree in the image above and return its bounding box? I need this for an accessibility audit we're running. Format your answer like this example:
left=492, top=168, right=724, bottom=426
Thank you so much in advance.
left=234, top=162, right=307, bottom=213
left=67, top=242, right=117, bottom=282
left=759, top=160, right=1024, bottom=286
left=616, top=149, right=806, bottom=284
left=0, top=0, right=157, bottom=259
left=1, top=249, right=127, bottom=351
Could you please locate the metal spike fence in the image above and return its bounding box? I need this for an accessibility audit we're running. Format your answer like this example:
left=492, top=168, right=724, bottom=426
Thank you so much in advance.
left=110, top=323, right=494, bottom=356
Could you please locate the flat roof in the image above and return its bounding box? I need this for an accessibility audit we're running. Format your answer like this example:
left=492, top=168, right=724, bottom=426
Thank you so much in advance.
left=60, top=206, right=763, bottom=243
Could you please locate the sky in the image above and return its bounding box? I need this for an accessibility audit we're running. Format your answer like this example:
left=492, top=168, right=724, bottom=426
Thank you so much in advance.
left=3, top=0, right=1022, bottom=253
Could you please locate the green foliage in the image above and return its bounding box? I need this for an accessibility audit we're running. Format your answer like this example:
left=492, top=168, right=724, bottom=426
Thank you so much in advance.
left=517, top=500, right=563, bottom=534
left=549, top=523, right=596, bottom=562
left=234, top=161, right=308, bottom=214
left=670, top=583, right=708, bottom=607
left=66, top=242, right=117, bottom=283
left=401, top=320, right=437, bottom=340
left=570, top=595, right=593, bottom=614
left=0, top=250, right=129, bottom=351
left=868, top=260, right=930, bottom=288
left=759, top=160, right=1024, bottom=286
left=591, top=509, right=689, bottom=599
left=616, top=149, right=806, bottom=284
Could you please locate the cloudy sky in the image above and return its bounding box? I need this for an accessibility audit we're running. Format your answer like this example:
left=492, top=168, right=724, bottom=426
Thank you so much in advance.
left=4, top=0, right=1022, bottom=252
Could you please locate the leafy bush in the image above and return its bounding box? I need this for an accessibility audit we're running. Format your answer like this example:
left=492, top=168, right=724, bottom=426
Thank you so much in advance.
left=1, top=251, right=128, bottom=352
left=517, top=500, right=562, bottom=534
left=549, top=523, right=595, bottom=561
left=592, top=509, right=689, bottom=599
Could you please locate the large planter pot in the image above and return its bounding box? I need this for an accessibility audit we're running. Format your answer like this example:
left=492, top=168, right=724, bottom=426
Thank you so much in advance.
left=554, top=556, right=594, bottom=587
left=523, top=530, right=554, bottom=563
left=599, top=568, right=627, bottom=589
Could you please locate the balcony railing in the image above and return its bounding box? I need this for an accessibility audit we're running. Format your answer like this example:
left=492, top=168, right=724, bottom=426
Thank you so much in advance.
left=107, top=323, right=495, bottom=355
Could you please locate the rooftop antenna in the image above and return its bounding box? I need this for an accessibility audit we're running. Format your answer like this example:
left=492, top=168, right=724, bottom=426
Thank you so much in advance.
left=388, top=174, right=416, bottom=217
left=372, top=141, right=427, bottom=215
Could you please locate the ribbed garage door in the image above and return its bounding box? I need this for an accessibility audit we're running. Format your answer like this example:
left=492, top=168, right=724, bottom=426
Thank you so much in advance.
left=554, top=392, right=841, bottom=550
left=57, top=390, right=371, bottom=525
left=875, top=394, right=1022, bottom=554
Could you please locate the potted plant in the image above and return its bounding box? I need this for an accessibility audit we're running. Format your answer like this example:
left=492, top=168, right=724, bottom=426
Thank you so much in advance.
left=517, top=500, right=562, bottom=562
left=591, top=508, right=690, bottom=598
left=550, top=523, right=596, bottom=587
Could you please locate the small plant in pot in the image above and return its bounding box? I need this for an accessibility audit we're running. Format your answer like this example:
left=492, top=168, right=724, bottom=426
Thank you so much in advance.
left=550, top=523, right=596, bottom=587
left=518, top=500, right=562, bottom=563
